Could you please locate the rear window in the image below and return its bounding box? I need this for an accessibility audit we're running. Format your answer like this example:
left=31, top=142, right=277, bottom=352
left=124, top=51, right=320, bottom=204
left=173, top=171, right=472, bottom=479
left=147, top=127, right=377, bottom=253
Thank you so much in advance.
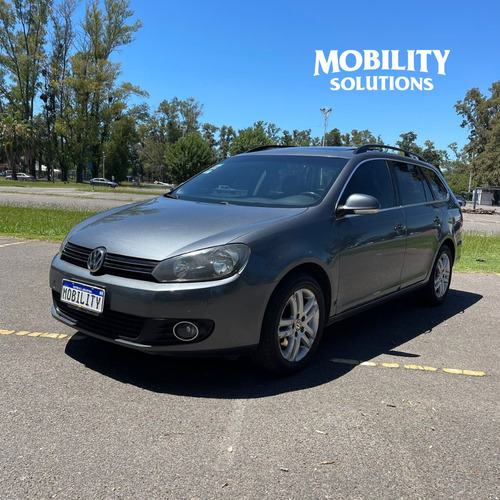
left=393, top=162, right=432, bottom=205
left=421, top=166, right=449, bottom=201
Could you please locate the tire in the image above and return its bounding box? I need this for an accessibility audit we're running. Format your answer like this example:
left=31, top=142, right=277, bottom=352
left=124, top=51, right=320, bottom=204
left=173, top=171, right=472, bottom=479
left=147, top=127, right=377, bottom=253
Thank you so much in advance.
left=417, top=245, right=453, bottom=306
left=253, top=273, right=326, bottom=375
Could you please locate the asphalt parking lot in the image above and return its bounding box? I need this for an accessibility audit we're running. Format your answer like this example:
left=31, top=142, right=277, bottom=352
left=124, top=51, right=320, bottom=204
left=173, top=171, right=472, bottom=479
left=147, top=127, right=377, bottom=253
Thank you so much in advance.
left=0, top=236, right=498, bottom=499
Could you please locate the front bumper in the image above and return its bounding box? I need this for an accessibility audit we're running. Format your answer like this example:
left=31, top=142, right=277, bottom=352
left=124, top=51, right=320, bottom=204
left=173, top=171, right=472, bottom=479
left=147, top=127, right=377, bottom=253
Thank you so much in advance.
left=50, top=254, right=274, bottom=354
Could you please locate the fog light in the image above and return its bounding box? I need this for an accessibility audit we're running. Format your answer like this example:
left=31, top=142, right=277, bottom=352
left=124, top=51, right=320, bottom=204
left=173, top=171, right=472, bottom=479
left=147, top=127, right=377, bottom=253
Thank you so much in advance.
left=173, top=321, right=200, bottom=342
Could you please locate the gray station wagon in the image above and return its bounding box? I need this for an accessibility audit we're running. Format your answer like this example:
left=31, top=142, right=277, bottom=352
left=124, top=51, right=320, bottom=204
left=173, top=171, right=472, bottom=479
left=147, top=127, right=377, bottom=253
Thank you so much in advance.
left=50, top=145, right=463, bottom=374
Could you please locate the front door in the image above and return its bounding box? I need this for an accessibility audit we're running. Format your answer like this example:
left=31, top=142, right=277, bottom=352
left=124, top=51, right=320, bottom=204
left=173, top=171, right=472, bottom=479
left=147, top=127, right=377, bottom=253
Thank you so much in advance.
left=335, top=160, right=406, bottom=312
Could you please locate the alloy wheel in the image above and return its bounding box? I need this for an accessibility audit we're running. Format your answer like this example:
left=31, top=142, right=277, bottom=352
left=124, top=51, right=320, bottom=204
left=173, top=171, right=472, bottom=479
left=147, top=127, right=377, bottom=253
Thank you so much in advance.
left=434, top=252, right=451, bottom=298
left=278, top=288, right=320, bottom=362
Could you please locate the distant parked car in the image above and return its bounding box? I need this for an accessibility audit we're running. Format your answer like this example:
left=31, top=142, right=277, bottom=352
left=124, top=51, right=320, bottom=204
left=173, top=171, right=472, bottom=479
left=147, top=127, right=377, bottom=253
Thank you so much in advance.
left=6, top=172, right=34, bottom=181
left=455, top=194, right=466, bottom=207
left=90, top=178, right=118, bottom=188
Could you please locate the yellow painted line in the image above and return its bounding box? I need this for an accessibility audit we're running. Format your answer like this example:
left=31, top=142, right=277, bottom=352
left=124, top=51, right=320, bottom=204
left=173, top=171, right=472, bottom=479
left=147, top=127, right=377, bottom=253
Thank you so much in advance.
left=331, top=358, right=485, bottom=377
left=0, top=328, right=68, bottom=340
left=442, top=368, right=462, bottom=375
left=360, top=361, right=377, bottom=367
left=404, top=364, right=438, bottom=372
left=0, top=240, right=30, bottom=248
left=443, top=368, right=485, bottom=377
left=462, top=370, right=485, bottom=376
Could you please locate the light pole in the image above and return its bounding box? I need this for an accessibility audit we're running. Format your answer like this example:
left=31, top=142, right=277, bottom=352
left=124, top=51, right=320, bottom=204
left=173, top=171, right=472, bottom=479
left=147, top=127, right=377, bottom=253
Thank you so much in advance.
left=320, top=107, right=332, bottom=146
left=102, top=151, right=106, bottom=179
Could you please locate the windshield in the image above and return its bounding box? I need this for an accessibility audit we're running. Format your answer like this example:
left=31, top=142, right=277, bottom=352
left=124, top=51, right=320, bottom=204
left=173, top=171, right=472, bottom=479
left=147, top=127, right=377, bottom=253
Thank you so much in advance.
left=172, top=155, right=348, bottom=207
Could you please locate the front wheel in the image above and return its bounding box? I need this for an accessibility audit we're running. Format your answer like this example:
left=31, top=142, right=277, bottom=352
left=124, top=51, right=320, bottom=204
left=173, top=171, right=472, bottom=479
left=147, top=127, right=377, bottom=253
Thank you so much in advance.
left=417, top=245, right=453, bottom=306
left=253, top=273, right=326, bottom=375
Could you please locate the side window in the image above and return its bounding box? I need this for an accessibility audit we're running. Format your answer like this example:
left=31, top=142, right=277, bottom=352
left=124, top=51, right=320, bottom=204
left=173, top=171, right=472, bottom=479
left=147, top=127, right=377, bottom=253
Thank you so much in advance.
left=393, top=162, right=430, bottom=205
left=422, top=166, right=449, bottom=201
left=340, top=160, right=395, bottom=209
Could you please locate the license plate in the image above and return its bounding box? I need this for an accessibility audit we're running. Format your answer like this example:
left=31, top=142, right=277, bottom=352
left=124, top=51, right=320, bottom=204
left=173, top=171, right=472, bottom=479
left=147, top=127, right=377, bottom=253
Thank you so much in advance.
left=61, top=280, right=105, bottom=314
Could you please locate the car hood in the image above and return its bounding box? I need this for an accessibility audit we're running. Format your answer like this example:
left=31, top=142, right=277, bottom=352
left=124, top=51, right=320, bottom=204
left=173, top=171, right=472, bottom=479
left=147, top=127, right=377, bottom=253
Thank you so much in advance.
left=68, top=196, right=307, bottom=260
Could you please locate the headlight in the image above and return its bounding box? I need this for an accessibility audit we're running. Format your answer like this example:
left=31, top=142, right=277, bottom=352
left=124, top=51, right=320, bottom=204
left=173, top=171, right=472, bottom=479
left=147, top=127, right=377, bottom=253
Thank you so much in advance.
left=59, top=232, right=71, bottom=256
left=152, top=244, right=250, bottom=282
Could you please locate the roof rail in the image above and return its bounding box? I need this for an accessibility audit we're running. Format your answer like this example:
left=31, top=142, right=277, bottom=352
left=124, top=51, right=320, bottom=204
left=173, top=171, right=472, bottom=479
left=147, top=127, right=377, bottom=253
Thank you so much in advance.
left=354, top=144, right=426, bottom=162
left=244, top=145, right=294, bottom=153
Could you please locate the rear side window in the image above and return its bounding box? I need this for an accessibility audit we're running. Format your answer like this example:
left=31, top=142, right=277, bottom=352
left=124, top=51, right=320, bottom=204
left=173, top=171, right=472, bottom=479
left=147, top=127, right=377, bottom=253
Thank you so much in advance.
left=392, top=162, right=431, bottom=205
left=422, top=167, right=449, bottom=201
left=340, top=160, right=395, bottom=209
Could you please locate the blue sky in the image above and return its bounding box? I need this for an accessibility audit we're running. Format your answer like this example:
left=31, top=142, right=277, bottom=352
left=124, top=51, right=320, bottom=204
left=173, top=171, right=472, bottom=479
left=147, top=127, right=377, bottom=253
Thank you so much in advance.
left=110, top=0, right=499, bottom=152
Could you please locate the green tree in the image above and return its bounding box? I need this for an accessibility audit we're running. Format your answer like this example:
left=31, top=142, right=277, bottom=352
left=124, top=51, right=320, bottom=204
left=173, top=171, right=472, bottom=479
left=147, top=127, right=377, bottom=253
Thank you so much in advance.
left=165, top=133, right=215, bottom=184
left=1, top=116, right=33, bottom=177
left=228, top=121, right=273, bottom=156
left=105, top=115, right=138, bottom=181
left=137, top=103, right=167, bottom=180
left=396, top=131, right=422, bottom=154
left=216, top=124, right=236, bottom=160
left=137, top=98, right=203, bottom=181
left=345, top=129, right=378, bottom=147
left=0, top=0, right=51, bottom=174
left=46, top=0, right=80, bottom=181
left=441, top=143, right=470, bottom=195
left=156, top=96, right=203, bottom=145
left=455, top=81, right=500, bottom=185
left=324, top=128, right=342, bottom=146
left=280, top=129, right=316, bottom=147
left=396, top=132, right=450, bottom=168
left=420, top=140, right=447, bottom=168
left=201, top=123, right=218, bottom=151
left=66, top=0, right=143, bottom=182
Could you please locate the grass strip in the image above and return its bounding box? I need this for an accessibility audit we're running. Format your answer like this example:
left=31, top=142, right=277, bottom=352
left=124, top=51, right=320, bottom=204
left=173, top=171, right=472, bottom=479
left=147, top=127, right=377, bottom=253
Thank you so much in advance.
left=455, top=232, right=500, bottom=274
left=0, top=206, right=98, bottom=242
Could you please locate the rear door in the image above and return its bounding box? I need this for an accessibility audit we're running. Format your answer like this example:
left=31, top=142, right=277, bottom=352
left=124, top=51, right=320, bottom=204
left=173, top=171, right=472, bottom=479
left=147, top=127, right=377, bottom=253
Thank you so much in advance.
left=391, top=161, right=443, bottom=287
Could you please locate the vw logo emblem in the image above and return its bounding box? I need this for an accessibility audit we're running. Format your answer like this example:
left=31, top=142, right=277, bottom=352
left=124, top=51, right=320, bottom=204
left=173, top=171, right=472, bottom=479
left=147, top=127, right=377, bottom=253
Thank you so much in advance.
left=87, top=247, right=107, bottom=273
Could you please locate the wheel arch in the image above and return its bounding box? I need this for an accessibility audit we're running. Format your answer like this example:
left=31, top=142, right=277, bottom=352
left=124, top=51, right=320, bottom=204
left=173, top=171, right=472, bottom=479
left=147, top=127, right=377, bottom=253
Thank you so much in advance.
left=439, top=237, right=456, bottom=266
left=269, top=262, right=332, bottom=319
left=253, top=263, right=331, bottom=374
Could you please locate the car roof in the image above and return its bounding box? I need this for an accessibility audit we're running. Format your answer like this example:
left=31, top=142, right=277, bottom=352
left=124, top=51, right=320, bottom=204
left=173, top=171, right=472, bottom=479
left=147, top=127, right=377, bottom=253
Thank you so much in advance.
left=243, top=144, right=436, bottom=169
left=244, top=146, right=356, bottom=159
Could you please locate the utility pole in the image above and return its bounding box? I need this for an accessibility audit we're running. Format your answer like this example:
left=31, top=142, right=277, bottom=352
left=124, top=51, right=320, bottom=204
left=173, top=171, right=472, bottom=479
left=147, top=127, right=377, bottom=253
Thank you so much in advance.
left=320, top=107, right=332, bottom=146
left=102, top=151, right=106, bottom=179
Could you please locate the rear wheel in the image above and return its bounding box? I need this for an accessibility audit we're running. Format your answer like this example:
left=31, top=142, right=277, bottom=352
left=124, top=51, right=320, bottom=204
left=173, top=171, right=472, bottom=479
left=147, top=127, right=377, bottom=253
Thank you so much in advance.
left=417, top=245, right=452, bottom=306
left=253, top=273, right=326, bottom=375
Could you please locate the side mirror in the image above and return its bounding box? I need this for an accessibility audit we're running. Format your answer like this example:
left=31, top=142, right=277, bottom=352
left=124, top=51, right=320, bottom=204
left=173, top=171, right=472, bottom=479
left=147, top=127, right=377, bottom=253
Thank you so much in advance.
left=337, top=193, right=381, bottom=216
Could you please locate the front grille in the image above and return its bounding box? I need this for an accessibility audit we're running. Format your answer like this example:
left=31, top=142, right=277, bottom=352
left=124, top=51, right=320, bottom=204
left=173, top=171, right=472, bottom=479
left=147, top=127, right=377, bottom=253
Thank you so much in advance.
left=61, top=242, right=159, bottom=282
